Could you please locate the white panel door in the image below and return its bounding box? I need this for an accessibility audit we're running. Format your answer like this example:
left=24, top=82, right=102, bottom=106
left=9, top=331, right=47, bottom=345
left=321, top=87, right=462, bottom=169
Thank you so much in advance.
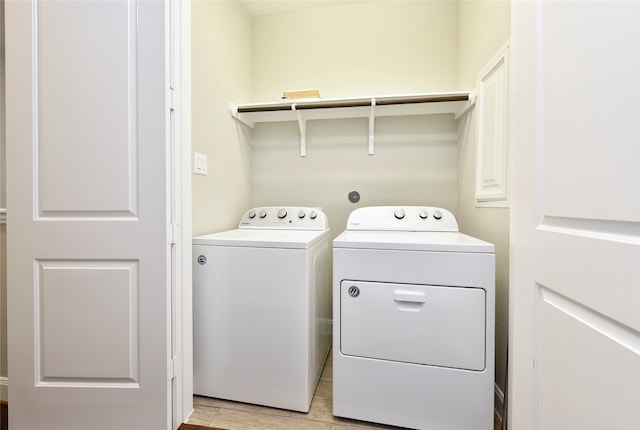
left=6, top=1, right=171, bottom=429
left=509, top=2, right=640, bottom=429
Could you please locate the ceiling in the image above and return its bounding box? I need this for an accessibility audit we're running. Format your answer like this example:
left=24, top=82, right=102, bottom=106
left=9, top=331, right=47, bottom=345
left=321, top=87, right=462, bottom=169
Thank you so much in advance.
left=0, top=2, right=372, bottom=50
left=241, top=0, right=373, bottom=17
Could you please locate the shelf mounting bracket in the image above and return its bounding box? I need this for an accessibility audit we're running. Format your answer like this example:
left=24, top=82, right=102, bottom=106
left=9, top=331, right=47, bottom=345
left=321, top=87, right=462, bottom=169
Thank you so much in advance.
left=293, top=104, right=307, bottom=157
left=368, top=98, right=376, bottom=155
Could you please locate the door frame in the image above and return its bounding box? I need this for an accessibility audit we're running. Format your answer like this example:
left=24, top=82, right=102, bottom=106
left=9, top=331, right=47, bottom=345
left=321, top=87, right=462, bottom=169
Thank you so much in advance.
left=170, top=0, right=193, bottom=427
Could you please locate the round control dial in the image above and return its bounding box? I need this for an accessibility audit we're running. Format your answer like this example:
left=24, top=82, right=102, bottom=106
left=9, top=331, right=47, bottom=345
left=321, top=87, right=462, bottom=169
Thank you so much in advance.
left=277, top=209, right=288, bottom=219
left=433, top=210, right=442, bottom=220
left=419, top=210, right=428, bottom=219
left=394, top=208, right=405, bottom=220
left=248, top=210, right=256, bottom=219
left=298, top=210, right=306, bottom=219
left=259, top=210, right=267, bottom=219
left=309, top=211, right=317, bottom=220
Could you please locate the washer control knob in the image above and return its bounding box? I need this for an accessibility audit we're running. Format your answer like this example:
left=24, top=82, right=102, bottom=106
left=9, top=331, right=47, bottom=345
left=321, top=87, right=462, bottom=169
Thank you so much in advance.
left=433, top=210, right=443, bottom=220
left=394, top=208, right=406, bottom=220
left=309, top=211, right=318, bottom=220
left=248, top=210, right=256, bottom=219
left=277, top=209, right=288, bottom=219
left=259, top=210, right=267, bottom=219
left=419, top=210, right=428, bottom=219
left=298, top=210, right=306, bottom=219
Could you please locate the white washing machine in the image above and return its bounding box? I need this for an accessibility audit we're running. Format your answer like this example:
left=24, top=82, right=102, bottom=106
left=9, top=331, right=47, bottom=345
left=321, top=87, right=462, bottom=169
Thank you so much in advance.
left=192, top=207, right=332, bottom=412
left=333, top=206, right=495, bottom=429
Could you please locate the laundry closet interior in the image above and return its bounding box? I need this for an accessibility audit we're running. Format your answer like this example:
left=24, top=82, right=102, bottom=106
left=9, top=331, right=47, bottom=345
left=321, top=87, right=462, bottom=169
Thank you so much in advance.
left=191, top=0, right=510, bottom=416
left=0, top=0, right=511, bottom=425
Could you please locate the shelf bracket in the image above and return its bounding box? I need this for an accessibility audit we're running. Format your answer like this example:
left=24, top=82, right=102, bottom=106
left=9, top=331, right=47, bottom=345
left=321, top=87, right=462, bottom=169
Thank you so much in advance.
left=292, top=104, right=307, bottom=157
left=368, top=98, right=376, bottom=155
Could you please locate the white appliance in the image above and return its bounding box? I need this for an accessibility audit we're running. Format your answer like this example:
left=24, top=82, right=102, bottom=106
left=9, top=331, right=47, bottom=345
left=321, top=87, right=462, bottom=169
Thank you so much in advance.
left=192, top=207, right=332, bottom=412
left=333, top=206, right=495, bottom=429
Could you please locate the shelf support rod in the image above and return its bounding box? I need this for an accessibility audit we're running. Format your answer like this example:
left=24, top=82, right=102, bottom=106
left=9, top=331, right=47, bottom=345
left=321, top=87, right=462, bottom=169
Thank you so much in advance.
left=228, top=102, right=255, bottom=128
left=368, top=98, right=376, bottom=155
left=293, top=104, right=307, bottom=157
left=454, top=92, right=476, bottom=120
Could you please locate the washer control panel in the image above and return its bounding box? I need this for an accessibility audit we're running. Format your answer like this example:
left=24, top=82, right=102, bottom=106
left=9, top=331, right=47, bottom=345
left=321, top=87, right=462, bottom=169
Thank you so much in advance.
left=346, top=206, right=458, bottom=232
left=239, top=207, right=329, bottom=230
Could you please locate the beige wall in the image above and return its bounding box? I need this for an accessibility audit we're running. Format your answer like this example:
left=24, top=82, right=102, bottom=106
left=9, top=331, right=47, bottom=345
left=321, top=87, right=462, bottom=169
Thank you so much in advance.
left=250, top=115, right=460, bottom=237
left=191, top=0, right=253, bottom=235
left=252, top=1, right=459, bottom=100
left=456, top=0, right=511, bottom=402
left=250, top=1, right=460, bottom=233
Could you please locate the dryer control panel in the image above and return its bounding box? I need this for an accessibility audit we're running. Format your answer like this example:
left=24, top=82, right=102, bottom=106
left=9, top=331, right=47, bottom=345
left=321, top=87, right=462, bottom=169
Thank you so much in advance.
left=238, top=206, right=329, bottom=230
left=346, top=206, right=458, bottom=232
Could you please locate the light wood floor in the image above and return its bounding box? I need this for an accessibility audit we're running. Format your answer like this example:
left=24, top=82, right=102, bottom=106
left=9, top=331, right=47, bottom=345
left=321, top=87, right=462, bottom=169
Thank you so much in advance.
left=0, top=360, right=501, bottom=430
left=187, top=352, right=406, bottom=430
left=187, top=353, right=502, bottom=430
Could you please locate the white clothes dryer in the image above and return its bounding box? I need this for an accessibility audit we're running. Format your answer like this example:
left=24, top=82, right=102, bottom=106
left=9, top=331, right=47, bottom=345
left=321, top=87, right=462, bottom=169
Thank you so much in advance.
left=333, top=206, right=495, bottom=429
left=193, top=207, right=332, bottom=412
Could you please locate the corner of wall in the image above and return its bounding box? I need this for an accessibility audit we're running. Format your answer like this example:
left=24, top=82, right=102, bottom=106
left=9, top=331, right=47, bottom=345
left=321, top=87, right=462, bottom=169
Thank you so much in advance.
left=455, top=0, right=511, bottom=419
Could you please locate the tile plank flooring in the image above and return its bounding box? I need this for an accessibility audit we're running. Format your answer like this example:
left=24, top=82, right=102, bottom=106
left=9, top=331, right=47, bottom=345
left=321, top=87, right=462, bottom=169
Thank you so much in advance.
left=187, top=352, right=502, bottom=430
left=187, top=353, right=405, bottom=430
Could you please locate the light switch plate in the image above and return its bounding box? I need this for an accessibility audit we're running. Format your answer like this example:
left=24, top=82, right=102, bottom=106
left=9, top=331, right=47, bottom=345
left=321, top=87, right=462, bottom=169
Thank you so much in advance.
left=194, top=152, right=208, bottom=175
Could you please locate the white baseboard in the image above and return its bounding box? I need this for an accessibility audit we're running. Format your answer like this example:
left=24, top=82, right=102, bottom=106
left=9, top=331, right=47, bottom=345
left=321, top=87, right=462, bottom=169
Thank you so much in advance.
left=0, top=377, right=7, bottom=401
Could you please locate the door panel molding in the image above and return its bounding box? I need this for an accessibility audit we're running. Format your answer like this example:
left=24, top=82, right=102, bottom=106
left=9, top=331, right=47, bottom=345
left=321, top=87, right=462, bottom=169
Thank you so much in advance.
left=539, top=216, right=640, bottom=244
left=535, top=285, right=640, bottom=429
left=35, top=259, right=139, bottom=387
left=34, top=1, right=139, bottom=219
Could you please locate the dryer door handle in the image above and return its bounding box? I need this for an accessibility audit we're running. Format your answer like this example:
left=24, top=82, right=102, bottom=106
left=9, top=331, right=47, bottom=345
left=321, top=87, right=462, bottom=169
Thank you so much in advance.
left=393, top=290, right=426, bottom=304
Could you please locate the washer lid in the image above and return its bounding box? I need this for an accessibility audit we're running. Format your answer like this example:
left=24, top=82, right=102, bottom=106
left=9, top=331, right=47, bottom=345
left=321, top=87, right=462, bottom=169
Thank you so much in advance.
left=193, top=228, right=330, bottom=249
left=333, top=230, right=494, bottom=253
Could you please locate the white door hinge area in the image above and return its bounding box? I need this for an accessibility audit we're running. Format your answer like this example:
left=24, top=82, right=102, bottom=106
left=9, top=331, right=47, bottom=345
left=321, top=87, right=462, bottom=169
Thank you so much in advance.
left=168, top=224, right=179, bottom=245
left=171, top=356, right=177, bottom=379
left=168, top=87, right=177, bottom=111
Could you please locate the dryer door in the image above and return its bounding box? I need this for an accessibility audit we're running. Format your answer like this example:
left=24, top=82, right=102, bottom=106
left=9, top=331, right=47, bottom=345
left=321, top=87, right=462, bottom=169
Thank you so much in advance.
left=340, top=281, right=486, bottom=371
